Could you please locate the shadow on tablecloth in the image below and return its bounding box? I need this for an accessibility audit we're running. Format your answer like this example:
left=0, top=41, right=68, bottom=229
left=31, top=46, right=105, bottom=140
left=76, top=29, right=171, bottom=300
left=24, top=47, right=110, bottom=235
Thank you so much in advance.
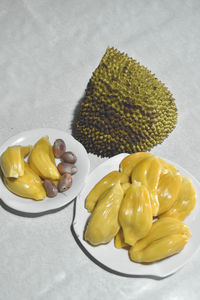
left=0, top=197, right=75, bottom=218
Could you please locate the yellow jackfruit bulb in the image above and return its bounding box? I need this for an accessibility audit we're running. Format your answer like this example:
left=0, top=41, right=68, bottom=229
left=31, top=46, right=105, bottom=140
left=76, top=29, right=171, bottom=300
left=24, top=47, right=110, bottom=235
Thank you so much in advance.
left=157, top=171, right=182, bottom=215
left=159, top=158, right=177, bottom=175
left=114, top=228, right=129, bottom=249
left=3, top=162, right=46, bottom=201
left=74, top=47, right=177, bottom=157
left=119, top=152, right=153, bottom=177
left=129, top=233, right=189, bottom=263
left=131, top=155, right=161, bottom=216
left=119, top=182, right=152, bottom=246
left=121, top=182, right=131, bottom=193
left=0, top=145, right=32, bottom=178
left=29, top=136, right=60, bottom=180
left=159, top=177, right=196, bottom=220
left=85, top=170, right=129, bottom=213
left=84, top=181, right=124, bottom=246
left=132, top=217, right=191, bottom=253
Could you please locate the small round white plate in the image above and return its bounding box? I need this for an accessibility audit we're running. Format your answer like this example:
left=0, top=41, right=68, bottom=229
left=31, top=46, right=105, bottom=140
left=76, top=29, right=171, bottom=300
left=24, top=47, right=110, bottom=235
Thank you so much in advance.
left=0, top=128, right=90, bottom=214
left=72, top=153, right=200, bottom=278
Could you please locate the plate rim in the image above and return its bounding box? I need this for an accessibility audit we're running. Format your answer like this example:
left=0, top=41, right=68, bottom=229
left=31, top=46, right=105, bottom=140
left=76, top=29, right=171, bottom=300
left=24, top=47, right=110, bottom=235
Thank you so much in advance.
left=72, top=153, right=200, bottom=278
left=0, top=127, right=90, bottom=215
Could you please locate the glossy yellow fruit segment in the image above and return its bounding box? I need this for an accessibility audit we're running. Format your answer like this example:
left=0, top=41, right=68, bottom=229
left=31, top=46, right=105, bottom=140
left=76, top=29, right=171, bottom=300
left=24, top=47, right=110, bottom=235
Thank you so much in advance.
left=159, top=158, right=177, bottom=175
left=119, top=152, right=153, bottom=177
left=84, top=181, right=124, bottom=245
left=131, top=156, right=161, bottom=216
left=159, top=177, right=196, bottom=220
left=1, top=145, right=32, bottom=178
left=129, top=233, right=189, bottom=263
left=114, top=228, right=129, bottom=249
left=157, top=171, right=182, bottom=215
left=29, top=136, right=60, bottom=181
left=85, top=171, right=129, bottom=213
left=121, top=182, right=131, bottom=193
left=119, top=182, right=152, bottom=246
left=132, top=217, right=191, bottom=252
left=3, top=162, right=46, bottom=201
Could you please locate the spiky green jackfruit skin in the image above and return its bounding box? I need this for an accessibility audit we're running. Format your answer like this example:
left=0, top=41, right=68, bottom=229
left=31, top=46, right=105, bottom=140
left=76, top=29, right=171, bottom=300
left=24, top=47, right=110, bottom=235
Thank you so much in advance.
left=74, top=47, right=177, bottom=157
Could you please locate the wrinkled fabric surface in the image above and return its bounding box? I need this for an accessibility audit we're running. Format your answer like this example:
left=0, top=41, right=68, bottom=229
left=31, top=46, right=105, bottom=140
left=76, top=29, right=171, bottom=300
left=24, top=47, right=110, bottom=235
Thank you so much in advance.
left=0, top=0, right=200, bottom=299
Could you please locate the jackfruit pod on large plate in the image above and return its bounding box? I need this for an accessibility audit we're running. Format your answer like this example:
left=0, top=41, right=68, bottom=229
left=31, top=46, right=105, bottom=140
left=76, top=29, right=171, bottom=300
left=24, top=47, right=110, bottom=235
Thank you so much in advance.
left=114, top=228, right=129, bottom=249
left=3, top=162, right=46, bottom=201
left=121, top=182, right=131, bottom=194
left=157, top=171, right=182, bottom=215
left=159, top=177, right=196, bottom=220
left=158, top=158, right=178, bottom=175
left=129, top=233, right=189, bottom=263
left=29, top=136, right=60, bottom=181
left=119, top=152, right=153, bottom=177
left=84, top=181, right=124, bottom=245
left=132, top=217, right=191, bottom=253
left=119, top=182, right=152, bottom=246
left=85, top=170, right=129, bottom=213
left=0, top=145, right=32, bottom=178
left=131, top=155, right=161, bottom=216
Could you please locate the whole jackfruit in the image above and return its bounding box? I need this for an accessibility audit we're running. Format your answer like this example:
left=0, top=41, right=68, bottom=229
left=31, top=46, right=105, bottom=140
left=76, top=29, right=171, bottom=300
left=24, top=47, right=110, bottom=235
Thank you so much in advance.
left=74, top=47, right=177, bottom=157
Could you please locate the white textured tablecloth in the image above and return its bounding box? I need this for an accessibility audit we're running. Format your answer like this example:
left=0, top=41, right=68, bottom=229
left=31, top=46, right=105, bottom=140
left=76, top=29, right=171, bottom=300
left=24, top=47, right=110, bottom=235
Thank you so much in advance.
left=1, top=0, right=200, bottom=299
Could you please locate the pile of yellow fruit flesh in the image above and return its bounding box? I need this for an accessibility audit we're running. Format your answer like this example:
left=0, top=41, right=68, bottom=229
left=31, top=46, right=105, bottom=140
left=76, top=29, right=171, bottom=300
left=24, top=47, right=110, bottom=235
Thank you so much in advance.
left=0, top=136, right=60, bottom=201
left=84, top=152, right=196, bottom=263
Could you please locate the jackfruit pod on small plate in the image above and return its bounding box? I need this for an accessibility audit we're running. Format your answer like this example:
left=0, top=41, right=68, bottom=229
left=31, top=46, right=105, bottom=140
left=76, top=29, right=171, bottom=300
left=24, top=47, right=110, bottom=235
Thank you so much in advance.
left=3, top=162, right=46, bottom=201
left=29, top=136, right=60, bottom=181
left=0, top=145, right=32, bottom=178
